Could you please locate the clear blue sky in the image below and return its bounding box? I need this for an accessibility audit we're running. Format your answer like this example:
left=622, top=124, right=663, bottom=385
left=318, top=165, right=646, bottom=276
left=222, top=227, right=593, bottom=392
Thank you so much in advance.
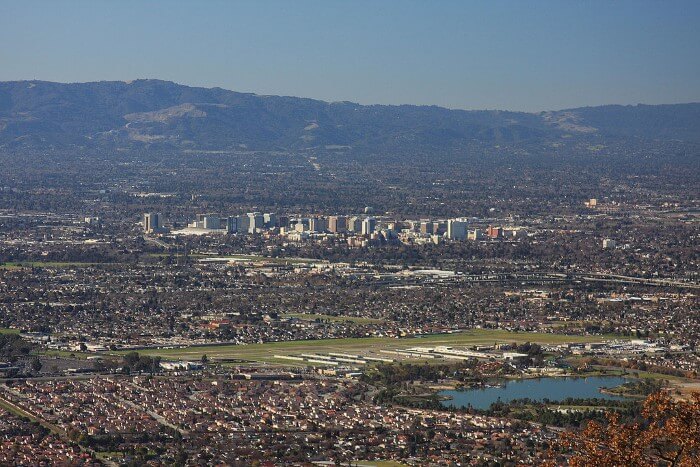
left=2, top=0, right=699, bottom=111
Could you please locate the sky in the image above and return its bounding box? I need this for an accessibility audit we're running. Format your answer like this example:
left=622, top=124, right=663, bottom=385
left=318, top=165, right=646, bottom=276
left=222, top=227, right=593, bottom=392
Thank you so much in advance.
left=1, top=0, right=699, bottom=112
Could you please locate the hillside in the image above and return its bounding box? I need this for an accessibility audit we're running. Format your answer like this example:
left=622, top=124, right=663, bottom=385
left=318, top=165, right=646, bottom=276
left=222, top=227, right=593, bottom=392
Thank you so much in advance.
left=0, top=80, right=698, bottom=151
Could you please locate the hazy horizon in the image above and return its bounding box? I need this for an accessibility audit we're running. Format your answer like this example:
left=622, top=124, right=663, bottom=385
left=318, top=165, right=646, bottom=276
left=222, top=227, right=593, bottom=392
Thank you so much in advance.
left=4, top=77, right=700, bottom=114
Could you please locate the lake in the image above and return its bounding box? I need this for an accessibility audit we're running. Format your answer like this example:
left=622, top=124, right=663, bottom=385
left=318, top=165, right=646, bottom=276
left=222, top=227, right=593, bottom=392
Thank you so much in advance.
left=440, top=376, right=629, bottom=410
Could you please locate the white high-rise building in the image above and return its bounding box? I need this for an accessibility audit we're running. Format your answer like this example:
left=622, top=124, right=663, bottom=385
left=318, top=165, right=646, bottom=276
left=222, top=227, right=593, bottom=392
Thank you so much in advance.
left=247, top=212, right=264, bottom=233
left=447, top=219, right=468, bottom=240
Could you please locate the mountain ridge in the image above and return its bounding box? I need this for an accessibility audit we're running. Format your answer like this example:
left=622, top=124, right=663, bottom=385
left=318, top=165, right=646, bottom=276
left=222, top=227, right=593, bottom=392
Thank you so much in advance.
left=1, top=79, right=699, bottom=151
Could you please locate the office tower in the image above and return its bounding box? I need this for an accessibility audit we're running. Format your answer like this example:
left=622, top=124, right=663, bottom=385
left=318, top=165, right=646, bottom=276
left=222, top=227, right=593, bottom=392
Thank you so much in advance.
left=602, top=238, right=616, bottom=249
left=447, top=219, right=467, bottom=240
left=347, top=216, right=362, bottom=233
left=143, top=212, right=161, bottom=233
left=196, top=213, right=216, bottom=223
left=467, top=229, right=483, bottom=241
left=406, top=220, right=420, bottom=232
left=309, top=217, right=327, bottom=233
left=420, top=221, right=433, bottom=235
left=236, top=215, right=250, bottom=234
left=487, top=225, right=503, bottom=239
left=226, top=216, right=238, bottom=234
left=328, top=216, right=347, bottom=233
left=277, top=215, right=290, bottom=228
left=247, top=212, right=264, bottom=233
left=361, top=217, right=376, bottom=235
left=263, top=213, right=277, bottom=228
left=382, top=228, right=397, bottom=240
left=203, top=215, right=220, bottom=230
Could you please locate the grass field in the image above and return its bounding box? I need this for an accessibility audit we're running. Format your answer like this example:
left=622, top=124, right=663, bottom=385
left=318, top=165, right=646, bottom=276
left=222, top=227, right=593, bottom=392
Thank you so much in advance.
left=42, top=349, right=90, bottom=359
left=206, top=254, right=321, bottom=265
left=118, top=330, right=615, bottom=365
left=150, top=253, right=322, bottom=265
left=0, top=328, right=20, bottom=334
left=565, top=358, right=696, bottom=384
left=0, top=398, right=31, bottom=419
left=0, top=261, right=101, bottom=269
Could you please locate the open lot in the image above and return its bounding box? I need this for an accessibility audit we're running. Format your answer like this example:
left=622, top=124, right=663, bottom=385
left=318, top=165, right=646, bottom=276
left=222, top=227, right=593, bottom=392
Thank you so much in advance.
left=119, top=330, right=615, bottom=365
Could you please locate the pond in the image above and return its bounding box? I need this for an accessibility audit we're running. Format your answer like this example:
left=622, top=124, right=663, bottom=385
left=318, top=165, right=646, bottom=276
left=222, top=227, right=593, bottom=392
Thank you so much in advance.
left=440, top=376, right=629, bottom=410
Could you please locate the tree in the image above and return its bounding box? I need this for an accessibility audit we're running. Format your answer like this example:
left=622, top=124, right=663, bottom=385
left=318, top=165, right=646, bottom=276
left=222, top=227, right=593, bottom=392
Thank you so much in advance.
left=549, top=392, right=700, bottom=466
left=30, top=356, right=43, bottom=373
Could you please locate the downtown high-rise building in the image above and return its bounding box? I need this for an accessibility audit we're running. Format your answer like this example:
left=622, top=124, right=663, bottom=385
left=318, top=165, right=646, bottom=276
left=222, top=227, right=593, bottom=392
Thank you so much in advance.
left=143, top=212, right=162, bottom=233
left=247, top=212, right=264, bottom=233
left=447, top=219, right=468, bottom=240
left=203, top=215, right=220, bottom=230
left=309, top=217, right=327, bottom=233
left=361, top=217, right=376, bottom=235
left=347, top=216, right=362, bottom=233
left=328, top=216, right=347, bottom=233
left=263, top=213, right=277, bottom=228
left=237, top=215, right=250, bottom=234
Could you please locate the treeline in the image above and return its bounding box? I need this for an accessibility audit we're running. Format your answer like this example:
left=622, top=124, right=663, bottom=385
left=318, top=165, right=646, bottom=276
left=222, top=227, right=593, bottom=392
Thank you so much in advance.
left=588, top=356, right=697, bottom=379
left=0, top=245, right=127, bottom=264
left=611, top=378, right=665, bottom=396
left=110, top=352, right=162, bottom=374
left=361, top=361, right=479, bottom=386
left=480, top=397, right=643, bottom=428
left=0, top=333, right=35, bottom=359
left=374, top=387, right=445, bottom=410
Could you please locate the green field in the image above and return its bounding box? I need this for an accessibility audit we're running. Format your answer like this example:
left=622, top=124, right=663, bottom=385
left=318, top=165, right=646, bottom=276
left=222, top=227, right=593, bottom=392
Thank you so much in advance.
left=0, top=328, right=20, bottom=335
left=0, top=261, right=101, bottom=269
left=149, top=253, right=209, bottom=258
left=151, top=253, right=322, bottom=265
left=209, top=254, right=322, bottom=265
left=118, top=330, right=614, bottom=365
left=0, top=398, right=31, bottom=419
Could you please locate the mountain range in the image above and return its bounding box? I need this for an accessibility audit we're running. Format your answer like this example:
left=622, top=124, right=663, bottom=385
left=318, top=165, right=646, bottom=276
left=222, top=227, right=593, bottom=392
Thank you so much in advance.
left=0, top=79, right=699, bottom=152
